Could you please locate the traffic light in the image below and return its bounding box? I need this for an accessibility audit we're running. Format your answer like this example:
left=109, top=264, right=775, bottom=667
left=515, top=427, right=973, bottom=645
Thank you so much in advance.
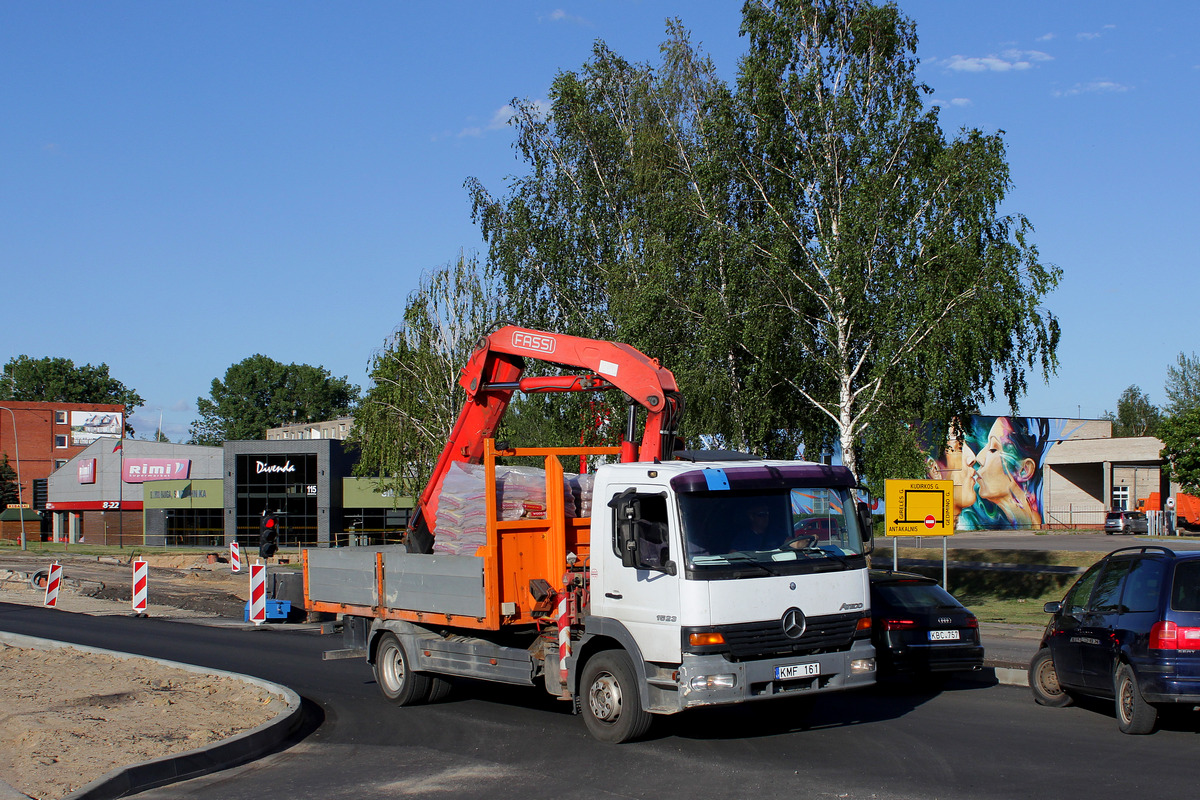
left=259, top=511, right=279, bottom=559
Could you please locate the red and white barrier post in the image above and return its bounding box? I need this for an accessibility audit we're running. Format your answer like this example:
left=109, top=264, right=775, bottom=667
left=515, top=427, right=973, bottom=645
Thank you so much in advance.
left=557, top=594, right=570, bottom=691
left=230, top=541, right=242, bottom=573
left=43, top=563, right=62, bottom=608
left=248, top=563, right=267, bottom=625
left=131, top=559, right=148, bottom=614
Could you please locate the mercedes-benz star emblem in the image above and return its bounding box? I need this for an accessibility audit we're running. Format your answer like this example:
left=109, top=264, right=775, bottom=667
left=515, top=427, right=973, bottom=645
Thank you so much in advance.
left=781, top=607, right=806, bottom=640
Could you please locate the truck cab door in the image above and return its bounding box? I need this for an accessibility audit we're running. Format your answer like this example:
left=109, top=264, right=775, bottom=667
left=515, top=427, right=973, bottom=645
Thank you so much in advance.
left=593, top=487, right=682, bottom=664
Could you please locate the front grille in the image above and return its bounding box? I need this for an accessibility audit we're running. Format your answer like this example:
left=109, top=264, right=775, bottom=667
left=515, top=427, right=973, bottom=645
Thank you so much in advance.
left=684, top=611, right=862, bottom=661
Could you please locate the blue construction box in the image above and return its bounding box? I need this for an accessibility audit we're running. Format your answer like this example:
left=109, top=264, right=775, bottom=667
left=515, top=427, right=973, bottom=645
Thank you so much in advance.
left=244, top=599, right=291, bottom=622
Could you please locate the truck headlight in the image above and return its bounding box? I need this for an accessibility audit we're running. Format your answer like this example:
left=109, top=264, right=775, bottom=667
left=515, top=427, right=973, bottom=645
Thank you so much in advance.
left=689, top=674, right=737, bottom=690
left=851, top=658, right=875, bottom=674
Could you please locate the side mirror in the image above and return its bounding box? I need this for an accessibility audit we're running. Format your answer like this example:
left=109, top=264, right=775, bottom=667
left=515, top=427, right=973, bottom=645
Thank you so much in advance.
left=857, top=500, right=874, bottom=553
left=1043, top=601, right=1062, bottom=614
left=608, top=488, right=641, bottom=569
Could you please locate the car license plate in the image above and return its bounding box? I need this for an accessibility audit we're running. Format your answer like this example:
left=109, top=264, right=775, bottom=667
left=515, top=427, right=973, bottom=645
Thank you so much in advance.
left=775, top=662, right=820, bottom=680
left=929, top=630, right=960, bottom=641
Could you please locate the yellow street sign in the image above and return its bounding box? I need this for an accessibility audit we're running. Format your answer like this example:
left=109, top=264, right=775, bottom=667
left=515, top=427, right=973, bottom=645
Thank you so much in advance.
left=885, top=479, right=954, bottom=536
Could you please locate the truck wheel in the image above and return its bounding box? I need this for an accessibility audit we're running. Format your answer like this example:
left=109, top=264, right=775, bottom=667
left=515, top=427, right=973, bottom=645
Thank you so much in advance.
left=1030, top=648, right=1073, bottom=708
left=580, top=650, right=652, bottom=743
left=1115, top=663, right=1159, bottom=734
left=374, top=632, right=431, bottom=706
left=425, top=675, right=453, bottom=703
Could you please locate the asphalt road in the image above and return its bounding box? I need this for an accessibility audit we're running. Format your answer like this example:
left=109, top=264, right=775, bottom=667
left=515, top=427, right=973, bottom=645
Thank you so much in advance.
left=4, top=602, right=1199, bottom=800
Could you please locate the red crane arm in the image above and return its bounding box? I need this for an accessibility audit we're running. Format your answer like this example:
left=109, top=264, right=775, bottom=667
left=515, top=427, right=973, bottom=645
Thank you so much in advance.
left=410, top=326, right=682, bottom=544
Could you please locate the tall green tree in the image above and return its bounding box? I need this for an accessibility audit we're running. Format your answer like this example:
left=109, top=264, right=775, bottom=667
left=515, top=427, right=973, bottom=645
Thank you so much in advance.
left=726, top=0, right=1060, bottom=477
left=1164, top=351, right=1200, bottom=417
left=351, top=253, right=502, bottom=495
left=190, top=356, right=359, bottom=445
left=1, top=356, right=144, bottom=433
left=469, top=1, right=1060, bottom=480
left=0, top=455, right=18, bottom=507
left=1102, top=384, right=1162, bottom=437
left=1159, top=407, right=1200, bottom=496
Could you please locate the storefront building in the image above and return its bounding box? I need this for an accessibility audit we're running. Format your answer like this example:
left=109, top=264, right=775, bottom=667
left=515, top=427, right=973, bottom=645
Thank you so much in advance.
left=46, top=440, right=223, bottom=545
left=48, top=438, right=411, bottom=549
left=223, top=440, right=359, bottom=548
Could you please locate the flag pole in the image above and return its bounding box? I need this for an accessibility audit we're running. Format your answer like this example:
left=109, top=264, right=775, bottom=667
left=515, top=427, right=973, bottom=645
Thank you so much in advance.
left=117, top=438, right=124, bottom=548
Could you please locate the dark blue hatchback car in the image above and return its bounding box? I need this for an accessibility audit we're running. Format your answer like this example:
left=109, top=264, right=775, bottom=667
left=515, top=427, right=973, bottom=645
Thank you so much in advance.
left=1031, top=545, right=1200, bottom=734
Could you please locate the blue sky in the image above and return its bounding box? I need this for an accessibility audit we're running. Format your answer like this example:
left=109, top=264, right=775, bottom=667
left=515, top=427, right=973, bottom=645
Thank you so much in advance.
left=2, top=2, right=1197, bottom=441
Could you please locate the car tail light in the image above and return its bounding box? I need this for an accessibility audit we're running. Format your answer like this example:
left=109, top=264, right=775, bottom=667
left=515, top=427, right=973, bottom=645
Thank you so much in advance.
left=964, top=615, right=979, bottom=629
left=883, top=618, right=918, bottom=631
left=1150, top=621, right=1200, bottom=650
left=1151, top=621, right=1177, bottom=649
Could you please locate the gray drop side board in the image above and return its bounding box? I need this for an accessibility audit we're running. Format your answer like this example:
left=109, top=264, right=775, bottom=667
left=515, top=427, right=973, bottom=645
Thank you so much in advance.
left=308, top=545, right=486, bottom=617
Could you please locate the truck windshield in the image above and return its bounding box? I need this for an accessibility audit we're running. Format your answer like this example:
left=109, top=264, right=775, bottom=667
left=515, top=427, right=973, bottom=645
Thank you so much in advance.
left=679, top=488, right=865, bottom=572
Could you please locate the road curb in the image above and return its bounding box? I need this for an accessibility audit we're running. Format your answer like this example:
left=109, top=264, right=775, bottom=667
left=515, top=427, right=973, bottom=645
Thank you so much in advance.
left=0, top=631, right=303, bottom=800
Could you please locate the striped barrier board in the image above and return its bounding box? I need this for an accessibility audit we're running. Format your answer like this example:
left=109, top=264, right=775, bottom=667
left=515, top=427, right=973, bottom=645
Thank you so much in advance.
left=248, top=563, right=267, bottom=625
left=230, top=541, right=242, bottom=573
left=557, top=594, right=570, bottom=690
left=132, top=560, right=148, bottom=613
left=43, top=562, right=62, bottom=608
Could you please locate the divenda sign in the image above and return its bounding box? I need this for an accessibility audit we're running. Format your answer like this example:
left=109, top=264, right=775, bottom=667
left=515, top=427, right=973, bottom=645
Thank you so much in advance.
left=123, top=459, right=191, bottom=483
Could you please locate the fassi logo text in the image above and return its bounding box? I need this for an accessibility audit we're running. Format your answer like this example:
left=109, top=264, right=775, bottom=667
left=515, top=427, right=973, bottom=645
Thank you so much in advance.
left=511, top=331, right=556, bottom=354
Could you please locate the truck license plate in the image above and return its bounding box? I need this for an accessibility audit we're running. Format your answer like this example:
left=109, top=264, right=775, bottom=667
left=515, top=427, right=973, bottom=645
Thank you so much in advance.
left=775, top=662, right=820, bottom=680
left=929, top=630, right=960, bottom=641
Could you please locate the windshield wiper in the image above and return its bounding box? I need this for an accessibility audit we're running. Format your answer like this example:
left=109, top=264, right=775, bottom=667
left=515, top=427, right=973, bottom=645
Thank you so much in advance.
left=723, top=552, right=782, bottom=576
left=796, top=546, right=851, bottom=569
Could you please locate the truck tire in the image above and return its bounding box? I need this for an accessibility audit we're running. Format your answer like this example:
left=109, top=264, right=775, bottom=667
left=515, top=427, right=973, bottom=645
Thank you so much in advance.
left=580, top=650, right=652, bottom=744
left=425, top=675, right=453, bottom=704
left=374, top=632, right=431, bottom=706
left=1115, top=663, right=1159, bottom=735
left=1030, top=648, right=1073, bottom=708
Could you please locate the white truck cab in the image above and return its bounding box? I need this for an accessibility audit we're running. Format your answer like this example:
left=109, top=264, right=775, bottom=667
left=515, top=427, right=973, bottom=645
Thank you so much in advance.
left=574, top=457, right=876, bottom=739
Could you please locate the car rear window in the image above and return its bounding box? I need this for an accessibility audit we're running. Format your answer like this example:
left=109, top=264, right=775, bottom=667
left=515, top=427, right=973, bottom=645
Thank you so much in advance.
left=1172, top=561, right=1200, bottom=611
left=874, top=581, right=959, bottom=609
left=1106, top=512, right=1122, bottom=521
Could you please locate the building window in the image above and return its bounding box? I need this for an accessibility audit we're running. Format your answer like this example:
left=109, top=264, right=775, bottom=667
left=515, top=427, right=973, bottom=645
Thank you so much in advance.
left=1112, top=486, right=1130, bottom=511
left=55, top=434, right=68, bottom=448
left=55, top=410, right=68, bottom=425
left=54, top=460, right=68, bottom=469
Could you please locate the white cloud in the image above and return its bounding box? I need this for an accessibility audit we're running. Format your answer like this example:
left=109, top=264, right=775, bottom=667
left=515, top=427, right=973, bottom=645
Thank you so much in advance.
left=930, top=97, right=972, bottom=107
left=1036, top=33, right=1055, bottom=42
left=1077, top=31, right=1102, bottom=41
left=944, top=49, right=1052, bottom=72
left=455, top=100, right=552, bottom=139
left=1052, top=81, right=1132, bottom=97
left=543, top=9, right=590, bottom=26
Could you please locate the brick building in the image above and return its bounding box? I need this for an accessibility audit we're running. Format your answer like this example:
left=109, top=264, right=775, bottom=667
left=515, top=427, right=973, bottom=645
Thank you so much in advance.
left=0, top=400, right=124, bottom=539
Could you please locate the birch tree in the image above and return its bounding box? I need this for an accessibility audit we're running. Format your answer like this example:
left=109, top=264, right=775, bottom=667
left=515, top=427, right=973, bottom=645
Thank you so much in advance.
left=468, top=0, right=1060, bottom=479
left=728, top=0, right=1060, bottom=476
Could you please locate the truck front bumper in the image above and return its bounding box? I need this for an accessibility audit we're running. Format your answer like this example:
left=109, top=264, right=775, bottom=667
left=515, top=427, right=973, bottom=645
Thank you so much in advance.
left=670, top=640, right=876, bottom=711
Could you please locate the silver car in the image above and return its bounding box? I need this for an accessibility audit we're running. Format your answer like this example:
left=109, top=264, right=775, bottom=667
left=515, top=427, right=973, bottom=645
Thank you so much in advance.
left=1105, top=511, right=1148, bottom=535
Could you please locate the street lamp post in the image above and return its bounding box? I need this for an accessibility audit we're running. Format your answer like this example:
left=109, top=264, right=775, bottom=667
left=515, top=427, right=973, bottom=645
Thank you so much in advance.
left=0, top=406, right=27, bottom=551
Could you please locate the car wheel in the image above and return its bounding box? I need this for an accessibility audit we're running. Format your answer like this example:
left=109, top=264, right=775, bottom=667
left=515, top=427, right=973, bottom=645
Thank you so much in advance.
left=1030, top=648, right=1073, bottom=707
left=374, top=632, right=432, bottom=706
left=581, top=650, right=653, bottom=743
left=1115, top=663, right=1159, bottom=734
